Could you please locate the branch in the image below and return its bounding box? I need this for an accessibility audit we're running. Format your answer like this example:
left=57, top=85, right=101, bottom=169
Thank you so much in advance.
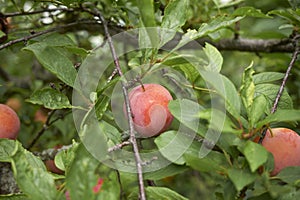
left=28, top=108, right=71, bottom=150
left=1, top=14, right=295, bottom=54
left=108, top=141, right=131, bottom=153
left=0, top=20, right=101, bottom=50
left=259, top=34, right=300, bottom=143
left=27, top=110, right=56, bottom=150
left=203, top=38, right=294, bottom=53
left=270, top=36, right=300, bottom=113
left=82, top=4, right=147, bottom=200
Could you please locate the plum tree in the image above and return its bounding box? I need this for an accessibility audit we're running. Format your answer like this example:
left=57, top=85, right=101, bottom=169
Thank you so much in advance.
left=260, top=128, right=300, bottom=175
left=0, top=104, right=20, bottom=139
left=125, top=83, right=173, bottom=137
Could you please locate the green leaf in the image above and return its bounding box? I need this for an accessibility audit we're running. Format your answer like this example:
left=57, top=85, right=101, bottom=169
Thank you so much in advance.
left=66, top=46, right=89, bottom=57
left=27, top=88, right=72, bottom=109
left=66, top=143, right=100, bottom=200
left=184, top=149, right=229, bottom=173
left=0, top=194, right=29, bottom=200
left=253, top=72, right=285, bottom=84
left=200, top=71, right=241, bottom=120
left=168, top=99, right=203, bottom=133
left=0, top=139, right=18, bottom=162
left=11, top=142, right=58, bottom=200
left=277, top=166, right=300, bottom=185
left=232, top=7, right=271, bottom=18
left=160, top=0, right=188, bottom=46
left=137, top=0, right=159, bottom=50
left=238, top=141, right=268, bottom=172
left=174, top=16, right=244, bottom=51
left=177, top=64, right=201, bottom=83
left=257, top=109, right=300, bottom=128
left=255, top=84, right=293, bottom=112
left=198, top=16, right=244, bottom=38
left=146, top=187, right=189, bottom=200
left=95, top=95, right=110, bottom=121
left=54, top=142, right=79, bottom=172
left=213, top=0, right=243, bottom=9
left=79, top=109, right=108, bottom=161
left=155, top=131, right=193, bottom=165
left=162, top=54, right=206, bottom=67
left=278, top=189, right=300, bottom=200
left=161, top=0, right=187, bottom=30
left=217, top=132, right=242, bottom=158
left=269, top=9, right=300, bottom=26
left=139, top=26, right=159, bottom=50
left=23, top=43, right=78, bottom=88
left=98, top=120, right=121, bottom=146
left=129, top=187, right=189, bottom=200
left=143, top=164, right=188, bottom=180
left=228, top=168, right=257, bottom=192
left=137, top=0, right=156, bottom=27
left=95, top=173, right=120, bottom=200
left=240, top=63, right=255, bottom=113
left=249, top=95, right=268, bottom=127
left=200, top=109, right=240, bottom=134
left=40, top=33, right=75, bottom=47
left=203, top=43, right=223, bottom=72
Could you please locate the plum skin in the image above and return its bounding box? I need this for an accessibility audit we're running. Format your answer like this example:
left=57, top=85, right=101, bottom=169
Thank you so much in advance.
left=125, top=83, right=174, bottom=137
left=0, top=104, right=20, bottom=139
left=261, top=128, right=300, bottom=175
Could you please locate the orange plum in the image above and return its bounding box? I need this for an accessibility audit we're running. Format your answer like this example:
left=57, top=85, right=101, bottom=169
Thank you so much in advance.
left=261, top=128, right=300, bottom=175
left=0, top=104, right=20, bottom=139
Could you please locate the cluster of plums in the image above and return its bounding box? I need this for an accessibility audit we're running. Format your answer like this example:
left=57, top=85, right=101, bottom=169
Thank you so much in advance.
left=1, top=83, right=300, bottom=176
left=124, top=83, right=300, bottom=175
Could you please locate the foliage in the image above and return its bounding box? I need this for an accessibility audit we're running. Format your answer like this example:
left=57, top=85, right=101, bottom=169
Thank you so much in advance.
left=0, top=0, right=300, bottom=199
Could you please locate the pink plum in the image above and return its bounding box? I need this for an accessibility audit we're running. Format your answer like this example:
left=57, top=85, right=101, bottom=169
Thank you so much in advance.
left=125, top=84, right=173, bottom=137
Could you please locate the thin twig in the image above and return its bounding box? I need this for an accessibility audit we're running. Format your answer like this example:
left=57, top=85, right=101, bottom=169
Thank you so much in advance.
left=0, top=20, right=99, bottom=50
left=28, top=109, right=71, bottom=149
left=27, top=110, right=56, bottom=149
left=258, top=34, right=300, bottom=143
left=115, top=170, right=125, bottom=200
left=108, top=141, right=131, bottom=152
left=82, top=4, right=147, bottom=200
left=270, top=40, right=300, bottom=113
left=107, top=68, right=119, bottom=83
